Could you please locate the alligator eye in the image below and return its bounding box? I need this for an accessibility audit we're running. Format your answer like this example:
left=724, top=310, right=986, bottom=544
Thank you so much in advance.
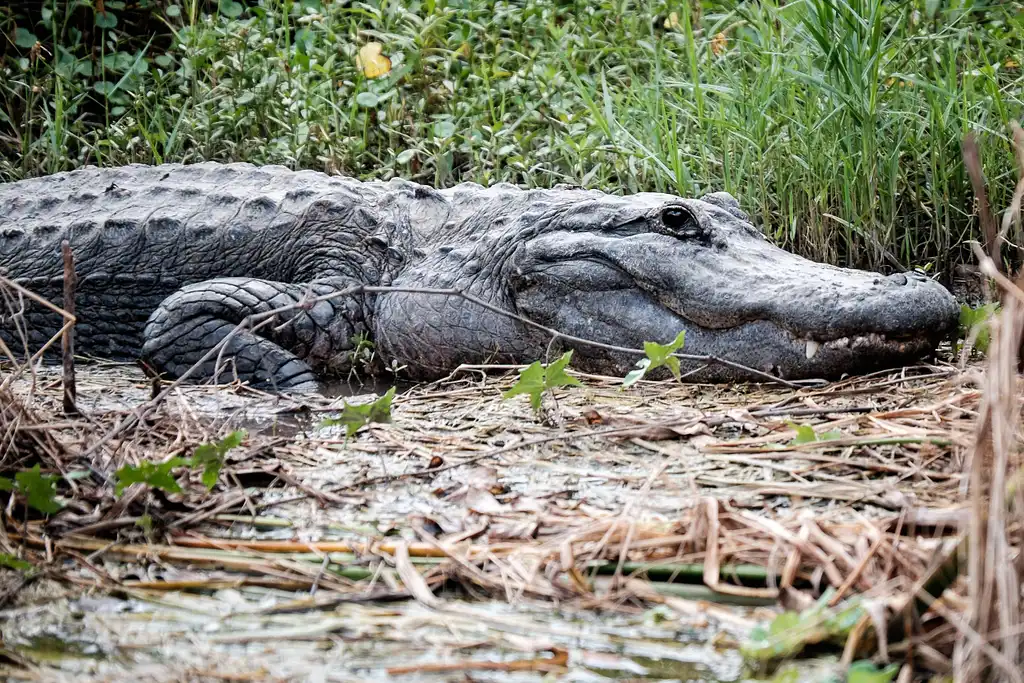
left=660, top=206, right=704, bottom=240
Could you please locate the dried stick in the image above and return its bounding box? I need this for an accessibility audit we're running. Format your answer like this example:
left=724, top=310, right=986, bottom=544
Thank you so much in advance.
left=60, top=241, right=77, bottom=416
left=1000, top=123, right=1024, bottom=239
left=963, top=132, right=1002, bottom=272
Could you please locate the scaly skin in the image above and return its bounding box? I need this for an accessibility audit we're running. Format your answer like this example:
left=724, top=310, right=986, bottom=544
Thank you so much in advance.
left=0, top=162, right=959, bottom=391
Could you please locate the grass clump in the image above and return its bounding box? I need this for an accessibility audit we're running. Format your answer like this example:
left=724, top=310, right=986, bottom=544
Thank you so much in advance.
left=1, top=0, right=1022, bottom=275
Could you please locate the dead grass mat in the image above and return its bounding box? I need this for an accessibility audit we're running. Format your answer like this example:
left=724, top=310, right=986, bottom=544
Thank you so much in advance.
left=0, top=353, right=1000, bottom=679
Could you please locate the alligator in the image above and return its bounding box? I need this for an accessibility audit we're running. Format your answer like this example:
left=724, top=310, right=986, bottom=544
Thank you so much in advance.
left=0, top=162, right=958, bottom=392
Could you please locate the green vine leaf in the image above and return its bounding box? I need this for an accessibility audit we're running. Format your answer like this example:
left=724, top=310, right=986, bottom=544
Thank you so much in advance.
left=95, top=10, right=118, bottom=29
left=0, top=553, right=33, bottom=573
left=115, top=457, right=190, bottom=496
left=191, top=430, right=246, bottom=490
left=788, top=422, right=843, bottom=445
left=503, top=350, right=582, bottom=412
left=113, top=431, right=245, bottom=496
left=623, top=331, right=686, bottom=387
left=218, top=0, right=244, bottom=18
left=15, top=465, right=64, bottom=515
left=14, top=28, right=38, bottom=49
left=742, top=589, right=865, bottom=662
left=320, top=387, right=397, bottom=436
left=958, top=303, right=998, bottom=355
left=847, top=660, right=899, bottom=683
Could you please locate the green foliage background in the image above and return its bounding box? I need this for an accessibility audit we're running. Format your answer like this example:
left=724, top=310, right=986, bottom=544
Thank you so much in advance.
left=2, top=0, right=1023, bottom=276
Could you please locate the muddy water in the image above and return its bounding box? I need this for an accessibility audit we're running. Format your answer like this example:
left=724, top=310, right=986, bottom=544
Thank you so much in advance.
left=2, top=582, right=767, bottom=682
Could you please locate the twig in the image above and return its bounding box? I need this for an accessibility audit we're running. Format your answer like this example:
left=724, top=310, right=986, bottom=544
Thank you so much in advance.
left=1000, top=121, right=1024, bottom=246
left=963, top=132, right=1002, bottom=272
left=60, top=241, right=77, bottom=416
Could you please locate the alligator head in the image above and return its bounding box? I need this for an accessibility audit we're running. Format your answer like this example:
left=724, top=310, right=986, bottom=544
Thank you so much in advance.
left=375, top=184, right=959, bottom=382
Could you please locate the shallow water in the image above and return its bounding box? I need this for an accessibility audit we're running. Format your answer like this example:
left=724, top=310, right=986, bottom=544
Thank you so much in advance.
left=2, top=583, right=764, bottom=682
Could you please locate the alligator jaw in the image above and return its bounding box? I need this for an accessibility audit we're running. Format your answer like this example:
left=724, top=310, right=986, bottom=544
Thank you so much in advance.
left=619, top=282, right=954, bottom=381
left=533, top=305, right=950, bottom=382
left=803, top=333, right=923, bottom=361
left=546, top=303, right=950, bottom=382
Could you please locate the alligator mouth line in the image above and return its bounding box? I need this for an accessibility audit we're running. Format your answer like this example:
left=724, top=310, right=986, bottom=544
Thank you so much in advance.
left=798, top=332, right=930, bottom=361
left=663, top=306, right=936, bottom=363
left=659, top=302, right=932, bottom=361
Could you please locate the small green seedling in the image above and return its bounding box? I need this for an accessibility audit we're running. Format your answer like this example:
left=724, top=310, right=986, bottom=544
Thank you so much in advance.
left=503, top=350, right=582, bottom=412
left=0, top=464, right=64, bottom=515
left=136, top=513, right=154, bottom=537
left=846, top=661, right=900, bottom=683
left=115, top=457, right=190, bottom=496
left=115, top=430, right=247, bottom=495
left=742, top=589, right=865, bottom=661
left=321, top=386, right=397, bottom=436
left=623, top=331, right=686, bottom=387
left=788, top=422, right=843, bottom=445
left=347, top=332, right=376, bottom=381
left=191, top=429, right=246, bottom=489
left=0, top=553, right=34, bottom=573
left=958, top=303, right=998, bottom=355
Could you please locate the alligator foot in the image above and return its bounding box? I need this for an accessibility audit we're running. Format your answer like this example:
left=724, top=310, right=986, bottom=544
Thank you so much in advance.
left=141, top=277, right=364, bottom=393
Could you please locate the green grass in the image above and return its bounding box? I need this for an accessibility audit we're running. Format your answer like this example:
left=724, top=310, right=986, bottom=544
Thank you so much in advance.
left=2, top=0, right=1023, bottom=276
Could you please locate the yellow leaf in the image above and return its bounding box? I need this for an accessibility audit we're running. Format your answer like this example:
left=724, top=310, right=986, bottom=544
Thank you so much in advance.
left=664, top=12, right=680, bottom=29
left=356, top=42, right=391, bottom=79
left=1006, top=59, right=1019, bottom=69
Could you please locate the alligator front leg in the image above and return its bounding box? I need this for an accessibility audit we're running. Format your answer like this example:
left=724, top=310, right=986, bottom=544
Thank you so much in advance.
left=141, top=277, right=366, bottom=392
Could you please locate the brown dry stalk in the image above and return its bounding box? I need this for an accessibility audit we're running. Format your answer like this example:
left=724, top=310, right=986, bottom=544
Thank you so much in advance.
left=1001, top=121, right=1024, bottom=249
left=393, top=541, right=441, bottom=607
left=703, top=500, right=779, bottom=599
left=957, top=256, right=1024, bottom=682
left=170, top=535, right=452, bottom=557
left=60, top=240, right=77, bottom=416
left=963, top=131, right=1002, bottom=271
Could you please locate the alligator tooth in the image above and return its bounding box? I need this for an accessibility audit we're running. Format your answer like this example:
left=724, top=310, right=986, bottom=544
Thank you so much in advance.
left=805, top=340, right=820, bottom=360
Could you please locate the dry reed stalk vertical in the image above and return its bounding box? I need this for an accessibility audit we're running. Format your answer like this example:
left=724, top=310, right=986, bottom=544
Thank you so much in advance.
left=963, top=133, right=1003, bottom=273
left=61, top=240, right=78, bottom=416
left=956, top=122, right=1024, bottom=679
left=954, top=169, right=1024, bottom=679
left=956, top=284, right=1024, bottom=681
left=1001, top=123, right=1024, bottom=251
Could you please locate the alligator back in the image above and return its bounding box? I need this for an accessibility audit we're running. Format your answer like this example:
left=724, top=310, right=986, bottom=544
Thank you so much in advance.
left=0, top=163, right=393, bottom=357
